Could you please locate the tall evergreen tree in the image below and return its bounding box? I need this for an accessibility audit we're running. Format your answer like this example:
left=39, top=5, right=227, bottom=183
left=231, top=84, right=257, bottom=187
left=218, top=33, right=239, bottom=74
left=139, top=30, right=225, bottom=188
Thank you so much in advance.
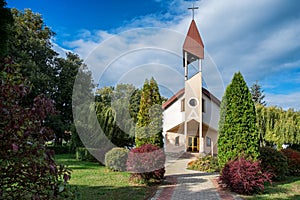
left=135, top=78, right=163, bottom=148
left=218, top=72, right=259, bottom=168
left=250, top=80, right=266, bottom=106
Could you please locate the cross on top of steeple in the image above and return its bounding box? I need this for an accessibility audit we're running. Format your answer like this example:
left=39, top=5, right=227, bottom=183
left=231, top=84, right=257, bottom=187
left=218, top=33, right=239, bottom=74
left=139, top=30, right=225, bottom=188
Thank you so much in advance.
left=188, top=4, right=199, bottom=20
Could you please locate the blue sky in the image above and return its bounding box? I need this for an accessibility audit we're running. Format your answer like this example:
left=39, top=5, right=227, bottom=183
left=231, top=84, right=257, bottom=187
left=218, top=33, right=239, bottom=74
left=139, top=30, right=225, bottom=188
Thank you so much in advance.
left=6, top=0, right=300, bottom=110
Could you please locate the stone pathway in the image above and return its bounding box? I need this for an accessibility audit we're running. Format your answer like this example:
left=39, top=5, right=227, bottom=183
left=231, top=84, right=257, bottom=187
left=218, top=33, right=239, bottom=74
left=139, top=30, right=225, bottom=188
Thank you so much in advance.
left=150, top=153, right=241, bottom=200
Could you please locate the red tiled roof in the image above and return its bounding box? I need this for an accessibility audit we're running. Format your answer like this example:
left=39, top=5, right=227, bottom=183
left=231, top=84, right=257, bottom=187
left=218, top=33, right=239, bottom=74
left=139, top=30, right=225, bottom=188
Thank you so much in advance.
left=162, top=88, right=221, bottom=110
left=162, top=88, right=185, bottom=110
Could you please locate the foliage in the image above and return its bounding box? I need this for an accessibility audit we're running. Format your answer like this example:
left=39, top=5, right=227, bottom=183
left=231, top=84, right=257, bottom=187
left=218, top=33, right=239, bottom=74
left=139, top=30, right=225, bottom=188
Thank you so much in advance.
left=219, top=157, right=273, bottom=195
left=250, top=80, right=266, bottom=106
left=0, top=0, right=13, bottom=57
left=256, top=104, right=300, bottom=148
left=95, top=84, right=140, bottom=148
left=105, top=147, right=129, bottom=171
left=7, top=8, right=57, bottom=100
left=69, top=125, right=84, bottom=153
left=50, top=53, right=89, bottom=145
left=187, top=155, right=219, bottom=172
left=290, top=144, right=300, bottom=152
left=135, top=78, right=163, bottom=148
left=0, top=59, right=76, bottom=199
left=127, top=144, right=165, bottom=183
left=281, top=148, right=300, bottom=176
left=47, top=145, right=72, bottom=154
left=75, top=147, right=98, bottom=162
left=259, top=147, right=288, bottom=180
left=218, top=72, right=259, bottom=168
left=7, top=8, right=94, bottom=146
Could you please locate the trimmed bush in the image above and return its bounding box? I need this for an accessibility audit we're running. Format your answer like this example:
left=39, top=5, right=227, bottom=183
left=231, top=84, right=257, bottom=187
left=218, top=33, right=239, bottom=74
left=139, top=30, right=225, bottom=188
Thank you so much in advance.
left=187, top=155, right=219, bottom=172
left=219, top=157, right=273, bottom=195
left=127, top=144, right=165, bottom=182
left=281, top=148, right=300, bottom=176
left=259, top=146, right=288, bottom=180
left=105, top=148, right=129, bottom=171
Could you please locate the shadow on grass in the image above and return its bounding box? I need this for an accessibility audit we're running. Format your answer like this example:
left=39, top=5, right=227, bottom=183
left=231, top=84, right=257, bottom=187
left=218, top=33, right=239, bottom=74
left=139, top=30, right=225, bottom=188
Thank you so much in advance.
left=55, top=154, right=103, bottom=168
left=242, top=176, right=300, bottom=200
left=74, top=184, right=156, bottom=200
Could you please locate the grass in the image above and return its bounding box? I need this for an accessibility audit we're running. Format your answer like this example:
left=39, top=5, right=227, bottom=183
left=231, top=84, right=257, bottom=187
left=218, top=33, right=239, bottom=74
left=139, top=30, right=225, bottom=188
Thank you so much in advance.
left=55, top=154, right=156, bottom=200
left=241, top=176, right=300, bottom=200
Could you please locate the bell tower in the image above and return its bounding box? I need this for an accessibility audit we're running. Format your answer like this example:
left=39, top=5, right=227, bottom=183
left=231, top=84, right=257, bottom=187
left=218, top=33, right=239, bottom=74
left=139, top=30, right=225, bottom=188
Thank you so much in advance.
left=182, top=5, right=205, bottom=153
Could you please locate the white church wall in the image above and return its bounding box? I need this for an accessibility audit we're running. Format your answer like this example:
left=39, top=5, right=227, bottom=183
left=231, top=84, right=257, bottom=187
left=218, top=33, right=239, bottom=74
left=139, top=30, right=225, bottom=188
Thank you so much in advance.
left=165, top=132, right=185, bottom=152
left=204, top=128, right=218, bottom=155
left=162, top=96, right=185, bottom=133
left=202, top=95, right=220, bottom=131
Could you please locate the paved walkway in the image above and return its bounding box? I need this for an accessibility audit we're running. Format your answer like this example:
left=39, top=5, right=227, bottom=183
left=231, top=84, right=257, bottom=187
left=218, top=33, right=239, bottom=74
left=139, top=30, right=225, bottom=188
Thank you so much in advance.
left=150, top=153, right=241, bottom=200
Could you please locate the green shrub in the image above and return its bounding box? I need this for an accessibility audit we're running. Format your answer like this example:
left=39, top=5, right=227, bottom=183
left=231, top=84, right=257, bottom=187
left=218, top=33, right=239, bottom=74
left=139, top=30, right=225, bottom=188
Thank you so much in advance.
left=75, top=147, right=97, bottom=162
left=47, top=145, right=71, bottom=154
left=281, top=148, right=300, bottom=176
left=187, top=155, right=219, bottom=172
left=290, top=144, right=300, bottom=153
left=105, top=148, right=129, bottom=171
left=259, top=146, right=288, bottom=180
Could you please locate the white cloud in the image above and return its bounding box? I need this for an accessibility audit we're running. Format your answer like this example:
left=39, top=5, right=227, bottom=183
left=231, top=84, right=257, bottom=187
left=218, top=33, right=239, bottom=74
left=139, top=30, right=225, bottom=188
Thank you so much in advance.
left=61, top=0, right=300, bottom=109
left=51, top=42, right=71, bottom=58
left=265, top=92, right=300, bottom=111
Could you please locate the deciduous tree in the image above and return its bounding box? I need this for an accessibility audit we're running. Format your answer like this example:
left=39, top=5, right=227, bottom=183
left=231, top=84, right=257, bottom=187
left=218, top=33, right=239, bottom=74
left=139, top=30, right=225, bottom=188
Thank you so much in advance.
left=0, top=59, right=75, bottom=199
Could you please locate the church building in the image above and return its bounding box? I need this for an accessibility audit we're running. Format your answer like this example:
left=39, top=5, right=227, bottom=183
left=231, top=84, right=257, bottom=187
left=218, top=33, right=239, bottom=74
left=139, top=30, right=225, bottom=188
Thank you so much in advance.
left=162, top=15, right=220, bottom=155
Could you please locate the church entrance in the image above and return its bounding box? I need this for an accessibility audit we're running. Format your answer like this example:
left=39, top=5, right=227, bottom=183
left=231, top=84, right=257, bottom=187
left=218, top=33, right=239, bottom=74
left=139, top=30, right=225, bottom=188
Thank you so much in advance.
left=187, top=136, right=199, bottom=152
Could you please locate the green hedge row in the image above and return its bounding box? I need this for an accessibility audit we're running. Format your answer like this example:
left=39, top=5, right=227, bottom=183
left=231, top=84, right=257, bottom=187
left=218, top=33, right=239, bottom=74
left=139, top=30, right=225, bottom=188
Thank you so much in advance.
left=75, top=147, right=98, bottom=162
left=47, top=146, right=71, bottom=154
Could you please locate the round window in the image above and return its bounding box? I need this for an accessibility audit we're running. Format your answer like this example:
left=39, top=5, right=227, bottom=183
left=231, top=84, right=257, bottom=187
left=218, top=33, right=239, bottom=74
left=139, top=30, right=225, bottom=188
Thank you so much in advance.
left=188, top=98, right=198, bottom=107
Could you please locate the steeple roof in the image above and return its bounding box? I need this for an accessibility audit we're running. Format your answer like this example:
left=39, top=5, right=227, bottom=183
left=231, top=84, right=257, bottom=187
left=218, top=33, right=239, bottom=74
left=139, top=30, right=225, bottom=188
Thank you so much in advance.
left=183, top=19, right=204, bottom=61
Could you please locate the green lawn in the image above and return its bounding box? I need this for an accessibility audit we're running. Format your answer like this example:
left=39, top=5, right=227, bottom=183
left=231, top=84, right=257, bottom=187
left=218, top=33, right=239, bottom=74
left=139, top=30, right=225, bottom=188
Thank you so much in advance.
left=55, top=154, right=156, bottom=200
left=241, top=176, right=300, bottom=200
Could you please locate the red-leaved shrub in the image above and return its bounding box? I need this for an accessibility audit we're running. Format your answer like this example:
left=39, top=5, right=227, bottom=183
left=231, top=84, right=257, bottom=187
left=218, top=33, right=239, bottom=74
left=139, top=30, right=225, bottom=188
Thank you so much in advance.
left=281, top=148, right=300, bottom=176
left=259, top=147, right=288, bottom=180
left=127, top=144, right=165, bottom=182
left=0, top=60, right=77, bottom=199
left=219, top=157, right=273, bottom=195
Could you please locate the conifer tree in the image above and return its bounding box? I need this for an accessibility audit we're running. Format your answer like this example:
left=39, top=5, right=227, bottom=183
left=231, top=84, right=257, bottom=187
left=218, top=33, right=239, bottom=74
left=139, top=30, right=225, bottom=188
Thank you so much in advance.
left=218, top=72, right=259, bottom=168
left=250, top=80, right=266, bottom=106
left=135, top=78, right=164, bottom=147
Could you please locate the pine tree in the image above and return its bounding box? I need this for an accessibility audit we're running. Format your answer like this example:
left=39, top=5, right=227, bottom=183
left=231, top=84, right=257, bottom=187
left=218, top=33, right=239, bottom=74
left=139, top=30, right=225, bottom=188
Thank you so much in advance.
left=250, top=80, right=266, bottom=106
left=135, top=78, right=164, bottom=147
left=218, top=72, right=259, bottom=168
